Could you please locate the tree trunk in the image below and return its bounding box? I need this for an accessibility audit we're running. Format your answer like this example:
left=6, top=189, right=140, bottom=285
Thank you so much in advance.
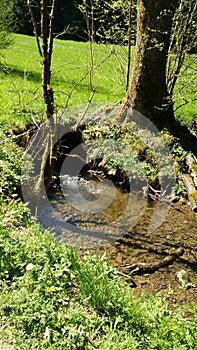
left=123, top=0, right=179, bottom=130
left=35, top=0, right=57, bottom=193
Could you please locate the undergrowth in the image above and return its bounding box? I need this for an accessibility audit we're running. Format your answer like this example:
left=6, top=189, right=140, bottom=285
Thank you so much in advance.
left=83, top=120, right=189, bottom=199
left=0, top=225, right=197, bottom=349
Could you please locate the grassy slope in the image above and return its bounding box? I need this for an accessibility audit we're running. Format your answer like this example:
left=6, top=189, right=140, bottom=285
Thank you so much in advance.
left=173, top=54, right=197, bottom=124
left=0, top=34, right=127, bottom=131
left=0, top=33, right=196, bottom=132
left=0, top=224, right=197, bottom=350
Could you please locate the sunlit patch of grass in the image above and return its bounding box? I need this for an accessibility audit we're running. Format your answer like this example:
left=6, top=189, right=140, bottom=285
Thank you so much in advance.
left=174, top=54, right=197, bottom=125
left=0, top=34, right=196, bottom=132
left=0, top=34, right=128, bottom=132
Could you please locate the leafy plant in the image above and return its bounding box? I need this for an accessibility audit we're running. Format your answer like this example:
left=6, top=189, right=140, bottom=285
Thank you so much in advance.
left=170, top=141, right=188, bottom=173
left=0, top=197, right=32, bottom=229
left=0, top=136, right=24, bottom=197
left=173, top=180, right=187, bottom=198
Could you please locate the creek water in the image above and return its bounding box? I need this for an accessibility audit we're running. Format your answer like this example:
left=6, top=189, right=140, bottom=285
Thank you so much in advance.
left=48, top=174, right=149, bottom=248
left=48, top=173, right=197, bottom=306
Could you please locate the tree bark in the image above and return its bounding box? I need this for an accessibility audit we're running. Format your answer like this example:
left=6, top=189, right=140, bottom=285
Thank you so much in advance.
left=34, top=0, right=57, bottom=193
left=123, top=0, right=179, bottom=130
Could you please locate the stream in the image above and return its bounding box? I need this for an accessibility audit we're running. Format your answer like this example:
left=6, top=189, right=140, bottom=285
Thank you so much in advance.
left=48, top=174, right=197, bottom=307
left=48, top=173, right=148, bottom=248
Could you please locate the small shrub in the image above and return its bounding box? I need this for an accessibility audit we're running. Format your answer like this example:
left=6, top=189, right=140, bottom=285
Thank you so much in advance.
left=0, top=137, right=23, bottom=197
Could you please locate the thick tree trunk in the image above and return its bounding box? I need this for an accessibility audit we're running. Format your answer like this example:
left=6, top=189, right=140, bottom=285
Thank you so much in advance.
left=124, top=0, right=179, bottom=130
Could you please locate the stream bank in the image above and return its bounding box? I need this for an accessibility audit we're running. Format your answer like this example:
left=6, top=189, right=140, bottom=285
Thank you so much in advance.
left=49, top=172, right=197, bottom=308
left=47, top=109, right=197, bottom=308
left=91, top=201, right=197, bottom=309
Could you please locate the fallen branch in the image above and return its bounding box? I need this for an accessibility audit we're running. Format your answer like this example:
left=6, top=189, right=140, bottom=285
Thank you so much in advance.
left=119, top=248, right=184, bottom=276
left=117, top=271, right=137, bottom=287
left=182, top=174, right=197, bottom=212
left=186, top=153, right=197, bottom=188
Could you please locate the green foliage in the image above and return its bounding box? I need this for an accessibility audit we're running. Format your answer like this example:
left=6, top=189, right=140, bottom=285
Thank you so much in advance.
left=174, top=55, right=197, bottom=124
left=0, top=33, right=195, bottom=133
left=173, top=180, right=187, bottom=198
left=0, top=31, right=196, bottom=348
left=0, top=197, right=32, bottom=229
left=0, top=136, right=23, bottom=197
left=0, top=0, right=14, bottom=32
left=9, top=0, right=85, bottom=40
left=0, top=34, right=127, bottom=132
left=83, top=121, right=175, bottom=184
left=0, top=31, right=13, bottom=52
left=0, top=0, right=14, bottom=51
left=170, top=141, right=188, bottom=173
left=75, top=253, right=132, bottom=316
left=12, top=0, right=36, bottom=35
left=0, top=227, right=197, bottom=349
left=78, top=0, right=137, bottom=44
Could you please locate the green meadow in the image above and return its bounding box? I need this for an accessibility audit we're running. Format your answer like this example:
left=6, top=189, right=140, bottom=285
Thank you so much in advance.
left=0, top=34, right=128, bottom=131
left=0, top=33, right=196, bottom=132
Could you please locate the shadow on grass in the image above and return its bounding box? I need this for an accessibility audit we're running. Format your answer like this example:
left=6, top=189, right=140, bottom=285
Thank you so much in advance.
left=2, top=64, right=114, bottom=97
left=173, top=120, right=197, bottom=157
left=3, top=65, right=42, bottom=83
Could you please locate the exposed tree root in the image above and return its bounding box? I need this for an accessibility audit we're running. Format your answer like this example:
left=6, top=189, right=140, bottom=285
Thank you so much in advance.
left=119, top=248, right=184, bottom=276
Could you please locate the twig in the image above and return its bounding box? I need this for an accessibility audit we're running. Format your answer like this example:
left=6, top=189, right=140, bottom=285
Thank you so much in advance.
left=48, top=0, right=57, bottom=68
left=174, top=98, right=197, bottom=112
left=54, top=26, right=70, bottom=40
left=27, top=0, right=42, bottom=57
left=61, top=48, right=115, bottom=116
left=0, top=130, right=34, bottom=144
left=117, top=271, right=136, bottom=287
left=74, top=88, right=96, bottom=130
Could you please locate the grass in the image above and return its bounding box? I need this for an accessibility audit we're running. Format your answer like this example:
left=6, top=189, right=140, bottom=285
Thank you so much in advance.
left=0, top=33, right=196, bottom=132
left=0, top=222, right=197, bottom=349
left=0, top=33, right=128, bottom=131
left=173, top=53, right=197, bottom=124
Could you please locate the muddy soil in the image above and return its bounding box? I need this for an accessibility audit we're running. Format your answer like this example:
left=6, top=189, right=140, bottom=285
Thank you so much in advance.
left=93, top=202, right=197, bottom=309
